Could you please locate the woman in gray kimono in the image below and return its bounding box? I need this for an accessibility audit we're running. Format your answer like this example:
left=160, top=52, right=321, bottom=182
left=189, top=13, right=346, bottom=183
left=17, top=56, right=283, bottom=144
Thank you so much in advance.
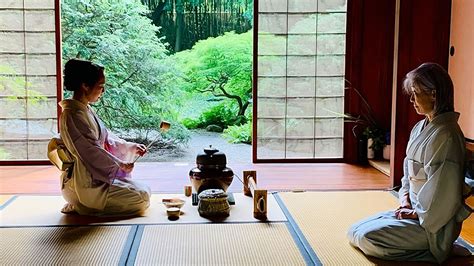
left=58, top=58, right=151, bottom=216
left=347, top=63, right=471, bottom=263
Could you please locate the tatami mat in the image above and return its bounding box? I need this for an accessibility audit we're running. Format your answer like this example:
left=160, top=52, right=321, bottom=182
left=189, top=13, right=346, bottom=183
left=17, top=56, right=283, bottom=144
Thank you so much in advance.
left=133, top=223, right=306, bottom=265
left=0, top=225, right=132, bottom=265
left=280, top=191, right=474, bottom=265
left=280, top=191, right=407, bottom=265
left=0, top=193, right=286, bottom=226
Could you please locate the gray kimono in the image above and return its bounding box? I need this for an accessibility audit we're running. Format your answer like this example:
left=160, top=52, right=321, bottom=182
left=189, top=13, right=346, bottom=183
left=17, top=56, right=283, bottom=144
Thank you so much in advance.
left=348, top=112, right=471, bottom=263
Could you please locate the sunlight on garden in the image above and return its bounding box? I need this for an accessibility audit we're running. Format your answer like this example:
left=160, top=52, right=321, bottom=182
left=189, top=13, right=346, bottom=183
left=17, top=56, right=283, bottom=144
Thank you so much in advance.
left=61, top=0, right=253, bottom=162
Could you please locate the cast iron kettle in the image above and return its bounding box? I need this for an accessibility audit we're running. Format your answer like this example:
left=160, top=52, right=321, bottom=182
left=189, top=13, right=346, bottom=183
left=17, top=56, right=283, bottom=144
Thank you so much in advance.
left=189, top=145, right=234, bottom=194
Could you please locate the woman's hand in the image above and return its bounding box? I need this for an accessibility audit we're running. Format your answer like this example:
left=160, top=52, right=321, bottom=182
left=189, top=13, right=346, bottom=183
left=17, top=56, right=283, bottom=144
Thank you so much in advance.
left=135, top=143, right=147, bottom=156
left=396, top=194, right=417, bottom=219
left=395, top=207, right=418, bottom=220
left=398, top=194, right=412, bottom=210
left=395, top=204, right=412, bottom=211
left=119, top=162, right=134, bottom=173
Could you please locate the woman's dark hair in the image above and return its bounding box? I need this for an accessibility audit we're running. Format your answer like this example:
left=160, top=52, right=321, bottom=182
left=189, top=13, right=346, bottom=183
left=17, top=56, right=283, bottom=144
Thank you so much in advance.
left=402, top=62, right=454, bottom=116
left=63, top=58, right=105, bottom=92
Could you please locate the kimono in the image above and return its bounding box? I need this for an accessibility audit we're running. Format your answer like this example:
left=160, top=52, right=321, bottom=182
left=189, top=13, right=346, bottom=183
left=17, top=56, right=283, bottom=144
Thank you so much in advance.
left=57, top=99, right=150, bottom=216
left=347, top=112, right=471, bottom=263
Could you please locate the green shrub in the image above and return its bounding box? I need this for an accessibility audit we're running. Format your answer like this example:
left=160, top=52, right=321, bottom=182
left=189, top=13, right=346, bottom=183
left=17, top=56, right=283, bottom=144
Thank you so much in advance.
left=199, top=103, right=237, bottom=129
left=164, top=123, right=191, bottom=145
left=222, top=122, right=251, bottom=144
left=173, top=31, right=252, bottom=120
left=181, top=117, right=200, bottom=129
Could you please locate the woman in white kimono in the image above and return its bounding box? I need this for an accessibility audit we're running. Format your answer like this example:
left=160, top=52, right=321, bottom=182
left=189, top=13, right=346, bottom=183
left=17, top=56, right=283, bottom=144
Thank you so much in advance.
left=347, top=63, right=471, bottom=263
left=58, top=58, right=151, bottom=216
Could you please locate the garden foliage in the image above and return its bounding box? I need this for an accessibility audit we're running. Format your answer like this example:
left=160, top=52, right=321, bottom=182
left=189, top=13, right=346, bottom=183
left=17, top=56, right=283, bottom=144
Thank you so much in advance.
left=173, top=31, right=252, bottom=130
left=62, top=0, right=189, bottom=144
left=62, top=0, right=252, bottom=146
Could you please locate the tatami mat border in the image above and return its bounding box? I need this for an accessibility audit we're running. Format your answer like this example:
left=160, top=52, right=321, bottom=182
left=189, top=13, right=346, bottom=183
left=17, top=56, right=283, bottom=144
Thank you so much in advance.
left=119, top=225, right=140, bottom=266
left=273, top=192, right=322, bottom=266
left=125, top=225, right=145, bottom=266
left=0, top=195, right=17, bottom=210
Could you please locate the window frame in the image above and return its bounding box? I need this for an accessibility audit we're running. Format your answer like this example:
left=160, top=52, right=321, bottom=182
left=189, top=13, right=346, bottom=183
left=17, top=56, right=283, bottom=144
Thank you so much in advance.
left=0, top=0, right=62, bottom=165
left=252, top=0, right=347, bottom=163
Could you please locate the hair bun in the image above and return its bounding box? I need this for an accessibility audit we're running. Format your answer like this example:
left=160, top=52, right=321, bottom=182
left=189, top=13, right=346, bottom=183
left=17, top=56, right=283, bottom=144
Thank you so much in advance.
left=63, top=58, right=104, bottom=92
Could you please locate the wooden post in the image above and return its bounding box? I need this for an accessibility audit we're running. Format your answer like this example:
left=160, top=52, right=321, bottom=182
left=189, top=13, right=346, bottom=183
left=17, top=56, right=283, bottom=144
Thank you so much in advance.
left=243, top=170, right=256, bottom=196
left=253, top=189, right=267, bottom=220
left=243, top=170, right=267, bottom=220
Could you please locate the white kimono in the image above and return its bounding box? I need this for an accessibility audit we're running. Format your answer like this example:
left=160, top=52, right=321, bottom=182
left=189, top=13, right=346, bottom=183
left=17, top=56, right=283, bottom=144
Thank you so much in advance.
left=348, top=112, right=471, bottom=263
left=58, top=99, right=150, bottom=216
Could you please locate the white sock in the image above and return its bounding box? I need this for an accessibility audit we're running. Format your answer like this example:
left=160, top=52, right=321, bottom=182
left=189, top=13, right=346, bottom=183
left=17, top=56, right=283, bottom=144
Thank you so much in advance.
left=60, top=203, right=76, bottom=214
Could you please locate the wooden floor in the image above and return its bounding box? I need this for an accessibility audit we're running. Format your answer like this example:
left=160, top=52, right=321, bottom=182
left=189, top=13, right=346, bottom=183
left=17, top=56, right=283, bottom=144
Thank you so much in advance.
left=0, top=162, right=394, bottom=194
left=0, top=162, right=472, bottom=244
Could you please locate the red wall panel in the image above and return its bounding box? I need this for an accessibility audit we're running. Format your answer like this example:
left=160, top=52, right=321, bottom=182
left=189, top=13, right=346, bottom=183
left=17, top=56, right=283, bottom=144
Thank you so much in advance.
left=345, top=0, right=396, bottom=163
left=391, top=0, right=452, bottom=187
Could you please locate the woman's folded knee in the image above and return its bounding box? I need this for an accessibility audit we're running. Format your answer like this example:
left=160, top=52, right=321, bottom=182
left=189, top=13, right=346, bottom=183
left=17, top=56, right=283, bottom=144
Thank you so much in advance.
left=347, top=226, right=358, bottom=244
left=139, top=190, right=151, bottom=209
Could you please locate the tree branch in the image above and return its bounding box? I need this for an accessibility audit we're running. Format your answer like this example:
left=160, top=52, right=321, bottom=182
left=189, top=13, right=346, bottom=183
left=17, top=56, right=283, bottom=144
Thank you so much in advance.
left=119, top=68, right=140, bottom=86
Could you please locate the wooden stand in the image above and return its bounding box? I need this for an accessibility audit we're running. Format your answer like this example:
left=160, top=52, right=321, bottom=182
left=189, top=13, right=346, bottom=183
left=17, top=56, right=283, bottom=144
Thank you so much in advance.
left=243, top=170, right=267, bottom=220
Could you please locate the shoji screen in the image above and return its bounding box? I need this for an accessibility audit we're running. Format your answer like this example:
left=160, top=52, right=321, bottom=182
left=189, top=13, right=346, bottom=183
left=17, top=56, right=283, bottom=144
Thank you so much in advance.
left=255, top=0, right=346, bottom=160
left=0, top=0, right=59, bottom=161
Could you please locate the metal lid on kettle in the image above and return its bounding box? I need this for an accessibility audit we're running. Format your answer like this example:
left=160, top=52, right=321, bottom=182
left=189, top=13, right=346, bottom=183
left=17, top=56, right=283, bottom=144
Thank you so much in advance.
left=203, top=145, right=219, bottom=155
left=196, top=145, right=227, bottom=167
